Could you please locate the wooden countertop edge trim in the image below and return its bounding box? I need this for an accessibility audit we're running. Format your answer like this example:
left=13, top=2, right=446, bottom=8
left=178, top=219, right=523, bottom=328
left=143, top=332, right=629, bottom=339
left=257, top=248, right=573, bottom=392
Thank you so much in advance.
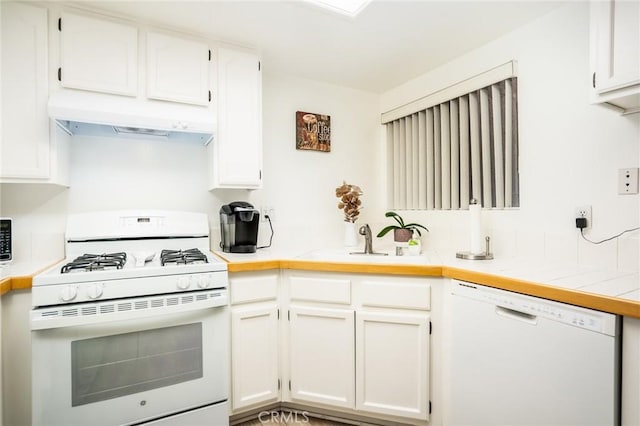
left=0, top=275, right=37, bottom=297
left=0, top=261, right=62, bottom=298
left=0, top=278, right=11, bottom=297
left=443, top=266, right=640, bottom=318
left=226, top=260, right=282, bottom=272
left=280, top=260, right=443, bottom=276
left=2, top=259, right=639, bottom=318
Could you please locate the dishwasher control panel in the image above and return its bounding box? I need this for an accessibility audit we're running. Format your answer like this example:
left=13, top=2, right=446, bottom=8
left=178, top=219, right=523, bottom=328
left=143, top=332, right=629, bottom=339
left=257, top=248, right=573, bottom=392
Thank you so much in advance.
left=452, top=280, right=618, bottom=336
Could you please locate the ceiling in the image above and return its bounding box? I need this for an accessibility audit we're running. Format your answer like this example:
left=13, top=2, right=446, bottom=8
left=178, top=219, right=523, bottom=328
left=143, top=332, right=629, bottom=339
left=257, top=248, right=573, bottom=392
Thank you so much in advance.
left=75, top=0, right=569, bottom=93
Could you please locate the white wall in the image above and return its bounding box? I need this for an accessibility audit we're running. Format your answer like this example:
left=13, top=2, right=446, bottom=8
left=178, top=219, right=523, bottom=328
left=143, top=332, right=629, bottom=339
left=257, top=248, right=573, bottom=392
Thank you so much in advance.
left=250, top=70, right=382, bottom=251
left=380, top=2, right=640, bottom=270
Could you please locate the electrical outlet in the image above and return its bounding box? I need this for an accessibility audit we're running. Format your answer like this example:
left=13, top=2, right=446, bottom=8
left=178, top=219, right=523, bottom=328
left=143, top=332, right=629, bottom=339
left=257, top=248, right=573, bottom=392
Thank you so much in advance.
left=575, top=205, right=592, bottom=228
left=618, top=167, right=639, bottom=194
left=261, top=206, right=275, bottom=222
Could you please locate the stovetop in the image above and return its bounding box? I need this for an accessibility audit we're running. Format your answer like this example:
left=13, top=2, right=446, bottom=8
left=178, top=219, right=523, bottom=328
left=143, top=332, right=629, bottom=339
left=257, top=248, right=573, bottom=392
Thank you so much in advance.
left=34, top=248, right=227, bottom=287
left=31, top=211, right=230, bottom=307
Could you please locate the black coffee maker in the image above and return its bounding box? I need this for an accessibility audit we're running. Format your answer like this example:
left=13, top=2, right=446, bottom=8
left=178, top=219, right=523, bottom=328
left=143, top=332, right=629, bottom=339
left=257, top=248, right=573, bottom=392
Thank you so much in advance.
left=219, top=202, right=260, bottom=253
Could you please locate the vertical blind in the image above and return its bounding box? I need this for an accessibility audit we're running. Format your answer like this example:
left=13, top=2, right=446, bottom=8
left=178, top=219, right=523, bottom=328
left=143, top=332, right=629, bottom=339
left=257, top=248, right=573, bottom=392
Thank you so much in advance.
left=386, top=78, right=519, bottom=210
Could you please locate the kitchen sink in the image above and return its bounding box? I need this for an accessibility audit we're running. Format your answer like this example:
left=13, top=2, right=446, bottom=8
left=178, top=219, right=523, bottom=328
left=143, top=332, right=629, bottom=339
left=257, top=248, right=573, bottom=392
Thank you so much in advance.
left=296, top=248, right=435, bottom=265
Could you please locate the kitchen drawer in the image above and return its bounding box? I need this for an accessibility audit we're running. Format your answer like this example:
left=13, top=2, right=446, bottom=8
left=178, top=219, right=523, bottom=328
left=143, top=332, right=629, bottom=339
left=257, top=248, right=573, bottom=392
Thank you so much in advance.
left=361, top=280, right=431, bottom=310
left=289, top=276, right=351, bottom=305
left=230, top=273, right=278, bottom=305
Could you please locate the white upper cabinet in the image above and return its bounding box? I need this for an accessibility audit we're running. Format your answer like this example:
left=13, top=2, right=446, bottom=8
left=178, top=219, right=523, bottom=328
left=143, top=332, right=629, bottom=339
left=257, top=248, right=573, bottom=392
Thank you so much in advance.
left=1, top=1, right=69, bottom=184
left=59, top=11, right=138, bottom=96
left=59, top=11, right=213, bottom=108
left=210, top=47, right=262, bottom=189
left=590, top=0, right=640, bottom=113
left=147, top=32, right=211, bottom=106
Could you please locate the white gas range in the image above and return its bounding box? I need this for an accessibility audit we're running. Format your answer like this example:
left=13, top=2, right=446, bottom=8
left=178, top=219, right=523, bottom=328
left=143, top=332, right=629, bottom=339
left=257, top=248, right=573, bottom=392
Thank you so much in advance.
left=31, top=210, right=229, bottom=426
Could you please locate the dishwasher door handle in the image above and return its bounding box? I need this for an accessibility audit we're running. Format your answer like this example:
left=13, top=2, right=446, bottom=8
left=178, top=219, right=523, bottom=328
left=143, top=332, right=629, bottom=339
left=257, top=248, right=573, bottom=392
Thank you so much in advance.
left=495, top=305, right=537, bottom=325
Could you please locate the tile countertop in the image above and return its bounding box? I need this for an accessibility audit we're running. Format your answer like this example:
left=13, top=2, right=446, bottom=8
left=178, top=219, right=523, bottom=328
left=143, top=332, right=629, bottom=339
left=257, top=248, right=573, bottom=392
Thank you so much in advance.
left=0, top=259, right=60, bottom=296
left=2, top=250, right=639, bottom=318
left=216, top=248, right=640, bottom=318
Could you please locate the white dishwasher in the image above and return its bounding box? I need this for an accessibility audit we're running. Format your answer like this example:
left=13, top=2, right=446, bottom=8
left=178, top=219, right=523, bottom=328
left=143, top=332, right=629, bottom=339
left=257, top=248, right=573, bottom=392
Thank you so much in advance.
left=449, top=280, right=620, bottom=426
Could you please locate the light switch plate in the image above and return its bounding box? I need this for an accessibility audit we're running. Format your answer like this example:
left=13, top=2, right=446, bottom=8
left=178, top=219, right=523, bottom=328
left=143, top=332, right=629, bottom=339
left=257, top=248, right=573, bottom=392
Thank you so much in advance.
left=618, top=168, right=639, bottom=195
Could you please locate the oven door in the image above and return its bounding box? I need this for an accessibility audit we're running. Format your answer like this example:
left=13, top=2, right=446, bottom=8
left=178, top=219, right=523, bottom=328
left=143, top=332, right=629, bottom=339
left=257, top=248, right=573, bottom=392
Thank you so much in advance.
left=31, top=289, right=229, bottom=426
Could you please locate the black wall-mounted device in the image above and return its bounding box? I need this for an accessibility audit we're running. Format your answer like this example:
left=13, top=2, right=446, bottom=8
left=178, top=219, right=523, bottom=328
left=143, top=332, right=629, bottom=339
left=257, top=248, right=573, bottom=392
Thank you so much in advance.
left=0, top=218, right=12, bottom=262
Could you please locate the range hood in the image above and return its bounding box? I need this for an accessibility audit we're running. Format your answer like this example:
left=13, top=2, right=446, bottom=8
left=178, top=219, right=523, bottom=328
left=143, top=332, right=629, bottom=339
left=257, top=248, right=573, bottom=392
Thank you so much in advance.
left=48, top=89, right=215, bottom=144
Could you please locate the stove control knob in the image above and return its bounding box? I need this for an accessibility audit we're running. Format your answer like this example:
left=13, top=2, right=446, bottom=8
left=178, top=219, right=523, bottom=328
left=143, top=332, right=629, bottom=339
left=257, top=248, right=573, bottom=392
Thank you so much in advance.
left=197, top=274, right=211, bottom=289
left=177, top=276, right=191, bottom=290
left=85, top=283, right=104, bottom=300
left=60, top=285, right=78, bottom=302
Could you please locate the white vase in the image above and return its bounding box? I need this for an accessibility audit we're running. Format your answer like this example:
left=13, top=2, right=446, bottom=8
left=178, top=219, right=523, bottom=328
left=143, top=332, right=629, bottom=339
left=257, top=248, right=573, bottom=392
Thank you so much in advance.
left=344, top=222, right=358, bottom=247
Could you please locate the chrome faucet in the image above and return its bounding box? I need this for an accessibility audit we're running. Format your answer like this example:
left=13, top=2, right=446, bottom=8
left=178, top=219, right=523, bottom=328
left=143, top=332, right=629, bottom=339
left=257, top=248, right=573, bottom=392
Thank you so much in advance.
left=359, top=224, right=374, bottom=254
left=349, top=224, right=387, bottom=256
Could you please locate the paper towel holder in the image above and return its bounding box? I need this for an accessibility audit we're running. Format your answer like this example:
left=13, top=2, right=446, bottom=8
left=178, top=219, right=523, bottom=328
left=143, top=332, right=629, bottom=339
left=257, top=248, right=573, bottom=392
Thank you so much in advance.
left=456, top=236, right=494, bottom=260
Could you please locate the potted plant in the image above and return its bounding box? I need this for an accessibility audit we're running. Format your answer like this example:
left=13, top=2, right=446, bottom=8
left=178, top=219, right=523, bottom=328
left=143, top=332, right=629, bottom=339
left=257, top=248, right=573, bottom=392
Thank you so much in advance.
left=376, top=211, right=429, bottom=243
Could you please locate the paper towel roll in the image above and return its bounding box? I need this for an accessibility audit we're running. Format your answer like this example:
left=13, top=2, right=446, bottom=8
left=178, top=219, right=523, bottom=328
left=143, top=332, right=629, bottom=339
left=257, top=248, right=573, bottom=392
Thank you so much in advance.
left=469, top=200, right=483, bottom=254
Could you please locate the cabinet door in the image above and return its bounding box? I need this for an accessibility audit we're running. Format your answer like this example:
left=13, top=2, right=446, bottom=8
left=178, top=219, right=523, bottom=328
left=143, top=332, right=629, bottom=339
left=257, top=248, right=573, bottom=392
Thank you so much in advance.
left=60, top=11, right=138, bottom=96
left=592, top=0, right=640, bottom=93
left=147, top=32, right=210, bottom=106
left=356, top=311, right=430, bottom=420
left=231, top=304, right=279, bottom=411
left=289, top=305, right=354, bottom=409
left=212, top=48, right=262, bottom=189
left=1, top=2, right=50, bottom=179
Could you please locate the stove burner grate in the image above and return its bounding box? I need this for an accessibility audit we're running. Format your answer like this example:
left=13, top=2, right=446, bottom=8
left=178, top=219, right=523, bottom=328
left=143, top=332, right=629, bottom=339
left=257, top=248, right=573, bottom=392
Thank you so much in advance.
left=61, top=252, right=127, bottom=274
left=161, top=248, right=208, bottom=266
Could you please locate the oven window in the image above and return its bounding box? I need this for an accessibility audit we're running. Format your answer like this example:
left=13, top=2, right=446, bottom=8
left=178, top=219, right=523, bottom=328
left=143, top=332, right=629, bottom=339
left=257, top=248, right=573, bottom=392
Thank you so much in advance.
left=71, top=323, right=203, bottom=406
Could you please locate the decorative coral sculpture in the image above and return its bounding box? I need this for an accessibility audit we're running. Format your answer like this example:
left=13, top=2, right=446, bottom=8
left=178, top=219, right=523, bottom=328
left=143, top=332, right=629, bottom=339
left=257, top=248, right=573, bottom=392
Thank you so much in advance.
left=335, top=181, right=362, bottom=223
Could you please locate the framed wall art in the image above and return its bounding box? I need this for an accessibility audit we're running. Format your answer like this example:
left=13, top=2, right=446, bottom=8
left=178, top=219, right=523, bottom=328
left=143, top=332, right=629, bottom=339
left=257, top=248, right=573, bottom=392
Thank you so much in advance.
left=296, top=111, right=331, bottom=152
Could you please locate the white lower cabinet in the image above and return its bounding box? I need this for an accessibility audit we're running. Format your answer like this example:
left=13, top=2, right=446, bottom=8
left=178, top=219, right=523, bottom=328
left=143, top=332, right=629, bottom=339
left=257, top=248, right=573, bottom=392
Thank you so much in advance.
left=288, top=305, right=355, bottom=409
left=229, top=273, right=280, bottom=414
left=229, top=270, right=436, bottom=424
left=356, top=311, right=430, bottom=420
left=231, top=304, right=279, bottom=411
left=283, top=272, right=434, bottom=424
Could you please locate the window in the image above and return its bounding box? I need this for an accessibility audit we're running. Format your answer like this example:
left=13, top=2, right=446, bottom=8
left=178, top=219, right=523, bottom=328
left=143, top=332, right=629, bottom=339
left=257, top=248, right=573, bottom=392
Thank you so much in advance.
left=384, top=72, right=519, bottom=210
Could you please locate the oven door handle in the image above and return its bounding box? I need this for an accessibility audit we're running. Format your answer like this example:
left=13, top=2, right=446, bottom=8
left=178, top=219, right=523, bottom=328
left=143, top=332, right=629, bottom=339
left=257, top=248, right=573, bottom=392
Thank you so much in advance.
left=31, top=291, right=228, bottom=331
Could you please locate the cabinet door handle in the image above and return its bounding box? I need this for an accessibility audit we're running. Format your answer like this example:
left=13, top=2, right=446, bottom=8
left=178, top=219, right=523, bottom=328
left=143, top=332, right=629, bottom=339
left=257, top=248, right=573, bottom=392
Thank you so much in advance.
left=592, top=72, right=596, bottom=89
left=58, top=68, right=62, bottom=82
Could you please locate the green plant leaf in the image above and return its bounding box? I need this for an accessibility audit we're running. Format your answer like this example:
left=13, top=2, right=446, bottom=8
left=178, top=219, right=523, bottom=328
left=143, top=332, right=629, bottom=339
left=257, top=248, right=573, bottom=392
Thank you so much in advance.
left=405, top=223, right=429, bottom=231
left=384, top=211, right=404, bottom=227
left=376, top=225, right=399, bottom=238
